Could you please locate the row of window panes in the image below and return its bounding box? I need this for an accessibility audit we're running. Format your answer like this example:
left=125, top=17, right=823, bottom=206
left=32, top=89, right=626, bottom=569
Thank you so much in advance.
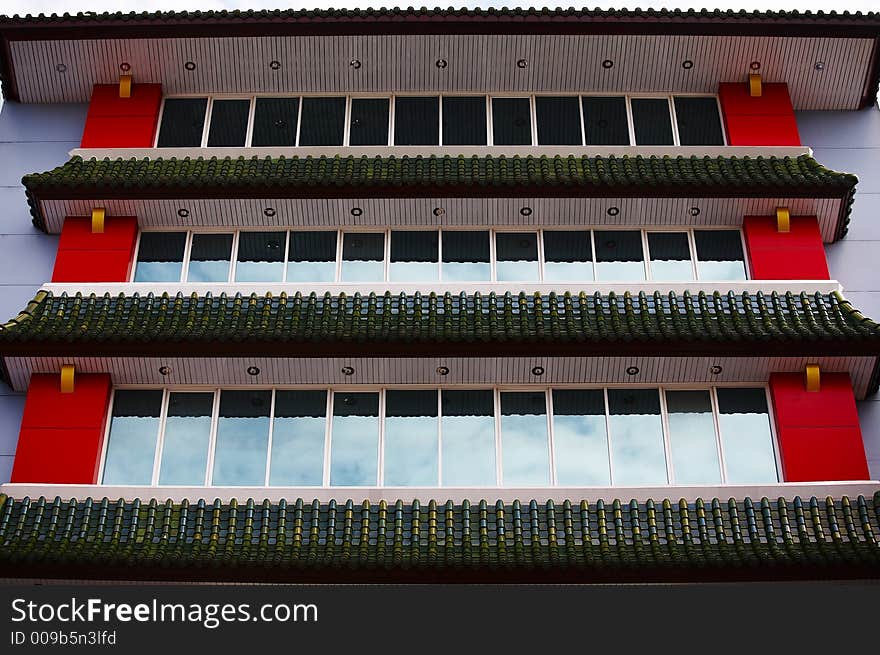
left=156, top=94, right=725, bottom=148
left=101, top=386, right=777, bottom=488
left=133, top=229, right=747, bottom=283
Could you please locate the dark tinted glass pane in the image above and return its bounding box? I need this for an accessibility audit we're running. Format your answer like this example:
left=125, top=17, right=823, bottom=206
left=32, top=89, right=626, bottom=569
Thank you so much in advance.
left=235, top=231, right=286, bottom=282
left=157, top=98, right=207, bottom=147
left=496, top=232, right=538, bottom=261
left=552, top=389, right=605, bottom=415
left=535, top=96, right=582, bottom=145
left=251, top=97, right=299, bottom=147
left=333, top=392, right=380, bottom=417
left=188, top=233, right=232, bottom=282
left=386, top=390, right=438, bottom=417
left=394, top=96, right=439, bottom=145
left=694, top=230, right=746, bottom=280
left=207, top=99, right=250, bottom=147
left=288, top=231, right=336, bottom=262
left=112, top=390, right=163, bottom=417
left=442, top=96, right=487, bottom=145
left=135, top=232, right=186, bottom=282
left=631, top=98, right=674, bottom=145
left=219, top=390, right=272, bottom=418
left=391, top=231, right=438, bottom=263
left=544, top=231, right=592, bottom=262
left=441, top=390, right=494, bottom=416
left=594, top=231, right=643, bottom=262
left=492, top=97, right=531, bottom=145
left=648, top=233, right=690, bottom=261
left=607, top=389, right=661, bottom=415
left=342, top=232, right=384, bottom=261
left=442, top=231, right=489, bottom=263
left=275, top=390, right=327, bottom=418
left=349, top=98, right=390, bottom=146
left=674, top=96, right=724, bottom=146
left=717, top=388, right=768, bottom=414
left=582, top=96, right=630, bottom=145
left=298, top=97, right=345, bottom=146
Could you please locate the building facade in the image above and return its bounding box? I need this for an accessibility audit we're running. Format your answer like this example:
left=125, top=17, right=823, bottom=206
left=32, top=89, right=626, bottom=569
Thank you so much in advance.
left=0, top=7, right=878, bottom=582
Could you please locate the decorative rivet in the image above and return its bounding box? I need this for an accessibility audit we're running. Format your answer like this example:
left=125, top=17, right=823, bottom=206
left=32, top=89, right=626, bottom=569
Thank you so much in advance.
left=349, top=59, right=361, bottom=69
left=177, top=208, right=189, bottom=218
left=246, top=366, right=260, bottom=376
left=690, top=207, right=701, bottom=217
left=119, top=62, right=131, bottom=72
left=682, top=60, right=694, bottom=70
left=269, top=60, right=281, bottom=70
left=516, top=59, right=528, bottom=69
left=55, top=63, right=67, bottom=73
left=436, top=366, right=450, bottom=376
left=350, top=207, right=363, bottom=217
left=814, top=61, right=825, bottom=71
left=433, top=207, right=445, bottom=216
left=341, top=366, right=355, bottom=376
left=607, top=206, right=619, bottom=217
left=520, top=207, right=532, bottom=216
left=435, top=58, right=448, bottom=69
left=626, top=366, right=639, bottom=376
left=264, top=207, right=276, bottom=217
left=158, top=366, right=171, bottom=376
left=749, top=61, right=761, bottom=71
left=710, top=365, right=723, bottom=375
left=531, top=366, right=545, bottom=376
left=184, top=61, right=196, bottom=71
left=602, top=59, right=614, bottom=69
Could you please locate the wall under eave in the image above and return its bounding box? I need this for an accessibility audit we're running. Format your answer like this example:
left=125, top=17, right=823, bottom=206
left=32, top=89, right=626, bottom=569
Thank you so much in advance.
left=797, top=105, right=880, bottom=479
left=0, top=101, right=88, bottom=481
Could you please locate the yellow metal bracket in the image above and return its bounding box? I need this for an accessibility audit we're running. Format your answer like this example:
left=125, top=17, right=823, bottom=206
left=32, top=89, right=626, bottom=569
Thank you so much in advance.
left=805, top=364, right=821, bottom=392
left=91, top=207, right=105, bottom=234
left=749, top=72, right=762, bottom=97
left=776, top=207, right=790, bottom=233
left=119, top=74, right=132, bottom=98
left=60, top=364, right=75, bottom=394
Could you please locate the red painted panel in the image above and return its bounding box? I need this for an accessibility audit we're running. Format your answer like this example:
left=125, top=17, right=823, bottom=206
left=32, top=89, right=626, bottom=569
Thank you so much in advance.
left=11, top=373, right=112, bottom=484
left=51, top=249, right=134, bottom=283
left=87, top=83, right=162, bottom=117
left=11, top=428, right=106, bottom=484
left=57, top=216, right=138, bottom=251
left=20, top=373, right=111, bottom=430
left=718, top=83, right=795, bottom=116
left=769, top=372, right=869, bottom=482
left=80, top=115, right=159, bottom=148
left=723, top=113, right=801, bottom=146
left=743, top=216, right=830, bottom=280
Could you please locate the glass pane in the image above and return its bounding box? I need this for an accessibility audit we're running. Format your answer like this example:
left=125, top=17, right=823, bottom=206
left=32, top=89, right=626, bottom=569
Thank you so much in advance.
left=582, top=96, right=630, bottom=145
left=341, top=232, right=385, bottom=281
left=441, top=390, right=496, bottom=486
left=212, top=391, right=271, bottom=486
left=442, top=96, right=487, bottom=145
left=631, top=98, right=674, bottom=145
left=543, top=230, right=594, bottom=281
left=501, top=392, right=550, bottom=486
left=717, top=388, right=778, bottom=483
left=442, top=231, right=491, bottom=281
left=187, top=233, right=232, bottom=282
left=157, top=98, right=207, bottom=147
left=594, top=231, right=645, bottom=281
left=496, top=232, right=539, bottom=281
left=648, top=232, right=693, bottom=281
left=384, top=390, right=439, bottom=486
left=394, top=96, right=439, bottom=145
left=102, top=390, right=163, bottom=485
left=235, top=231, right=286, bottom=282
left=206, top=99, right=250, bottom=147
left=552, top=389, right=610, bottom=486
left=607, top=389, right=668, bottom=485
left=298, top=97, right=345, bottom=146
left=492, top=97, right=532, bottom=146
left=251, top=97, right=299, bottom=147
left=270, top=390, right=327, bottom=486
left=390, top=231, right=439, bottom=282
left=535, top=96, right=582, bottom=145
left=665, top=390, right=721, bottom=485
left=158, top=392, right=213, bottom=486
left=134, top=232, right=186, bottom=282
left=674, top=96, right=724, bottom=146
left=287, top=231, right=337, bottom=282
left=330, top=392, right=379, bottom=486
left=694, top=230, right=747, bottom=280
left=350, top=98, right=390, bottom=146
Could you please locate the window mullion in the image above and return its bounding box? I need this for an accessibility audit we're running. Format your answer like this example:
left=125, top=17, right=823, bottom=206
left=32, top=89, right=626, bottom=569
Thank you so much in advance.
left=668, top=95, right=681, bottom=146
left=323, top=390, right=334, bottom=487
left=436, top=389, right=443, bottom=487
left=603, top=387, right=615, bottom=484
left=658, top=386, right=675, bottom=485
left=377, top=389, right=386, bottom=487
left=204, top=389, right=221, bottom=486
left=200, top=97, right=214, bottom=147
left=546, top=388, right=557, bottom=486
left=150, top=389, right=170, bottom=486
left=709, top=387, right=729, bottom=484
left=294, top=95, right=304, bottom=146
left=264, top=388, right=276, bottom=486
left=244, top=96, right=257, bottom=147
left=180, top=231, right=194, bottom=282
left=494, top=388, right=503, bottom=486
left=624, top=95, right=636, bottom=145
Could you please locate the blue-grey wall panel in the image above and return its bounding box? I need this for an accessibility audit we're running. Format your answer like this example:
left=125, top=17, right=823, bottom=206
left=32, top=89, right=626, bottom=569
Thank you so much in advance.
left=798, top=105, right=880, bottom=480
left=0, top=101, right=87, bottom=483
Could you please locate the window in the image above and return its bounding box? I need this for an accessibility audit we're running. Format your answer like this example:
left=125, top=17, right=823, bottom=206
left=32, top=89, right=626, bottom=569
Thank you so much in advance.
left=442, top=231, right=491, bottom=281
left=535, top=96, right=582, bottom=145
left=495, top=232, right=539, bottom=281
left=206, top=99, right=250, bottom=147
left=394, top=96, right=439, bottom=145
left=491, top=97, right=532, bottom=145
left=594, top=230, right=645, bottom=281
left=582, top=96, right=629, bottom=145
left=442, top=96, right=487, bottom=146
left=390, top=231, right=439, bottom=282
left=631, top=98, right=674, bottom=145
left=350, top=98, right=390, bottom=146
left=101, top=385, right=778, bottom=488
left=298, top=97, right=346, bottom=146
left=341, top=232, right=385, bottom=281
left=543, top=230, right=593, bottom=281
left=157, top=98, right=207, bottom=147
left=134, top=232, right=186, bottom=282
left=187, top=234, right=233, bottom=282
left=694, top=230, right=747, bottom=281
left=251, top=97, right=299, bottom=147
left=287, top=231, right=337, bottom=283
left=674, top=96, right=725, bottom=146
left=647, top=232, right=693, bottom=281
left=235, top=231, right=286, bottom=282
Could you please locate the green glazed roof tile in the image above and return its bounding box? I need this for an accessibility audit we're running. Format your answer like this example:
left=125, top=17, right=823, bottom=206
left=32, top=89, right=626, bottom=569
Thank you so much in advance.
left=0, top=493, right=877, bottom=581
left=22, top=154, right=859, bottom=237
